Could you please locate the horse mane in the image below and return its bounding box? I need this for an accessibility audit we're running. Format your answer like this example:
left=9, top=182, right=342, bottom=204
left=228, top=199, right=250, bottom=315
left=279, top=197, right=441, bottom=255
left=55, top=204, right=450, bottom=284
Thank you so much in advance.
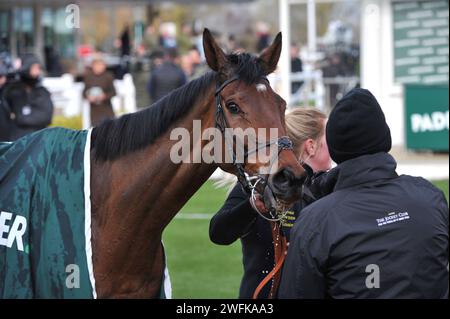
left=91, top=52, right=266, bottom=161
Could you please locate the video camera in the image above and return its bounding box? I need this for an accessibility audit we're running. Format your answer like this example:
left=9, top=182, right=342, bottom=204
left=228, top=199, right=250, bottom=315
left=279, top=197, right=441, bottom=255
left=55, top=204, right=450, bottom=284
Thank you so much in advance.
left=0, top=52, right=20, bottom=82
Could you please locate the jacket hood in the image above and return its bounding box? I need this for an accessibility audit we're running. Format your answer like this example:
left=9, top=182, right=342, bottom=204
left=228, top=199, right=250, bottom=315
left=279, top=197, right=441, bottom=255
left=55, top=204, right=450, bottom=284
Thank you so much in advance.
left=331, top=152, right=398, bottom=191
left=19, top=54, right=41, bottom=74
left=309, top=152, right=398, bottom=197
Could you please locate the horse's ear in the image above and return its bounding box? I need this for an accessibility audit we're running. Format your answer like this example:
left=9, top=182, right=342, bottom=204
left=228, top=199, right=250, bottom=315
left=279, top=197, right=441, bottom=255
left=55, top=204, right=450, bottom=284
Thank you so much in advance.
left=258, top=32, right=282, bottom=75
left=203, top=28, right=228, bottom=72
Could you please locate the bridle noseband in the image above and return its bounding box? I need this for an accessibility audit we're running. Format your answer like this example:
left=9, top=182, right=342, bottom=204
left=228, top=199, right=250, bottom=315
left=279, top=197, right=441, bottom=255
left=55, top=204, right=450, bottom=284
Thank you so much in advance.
left=214, top=76, right=295, bottom=220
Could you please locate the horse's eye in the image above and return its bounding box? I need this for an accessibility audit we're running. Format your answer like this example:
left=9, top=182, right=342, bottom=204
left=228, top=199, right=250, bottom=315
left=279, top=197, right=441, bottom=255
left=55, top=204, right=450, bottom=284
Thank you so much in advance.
left=226, top=102, right=240, bottom=114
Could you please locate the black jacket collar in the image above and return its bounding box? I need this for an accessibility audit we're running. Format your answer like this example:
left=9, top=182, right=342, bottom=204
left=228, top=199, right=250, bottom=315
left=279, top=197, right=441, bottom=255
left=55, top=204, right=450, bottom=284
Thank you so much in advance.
left=309, top=152, right=399, bottom=199
left=330, top=152, right=398, bottom=191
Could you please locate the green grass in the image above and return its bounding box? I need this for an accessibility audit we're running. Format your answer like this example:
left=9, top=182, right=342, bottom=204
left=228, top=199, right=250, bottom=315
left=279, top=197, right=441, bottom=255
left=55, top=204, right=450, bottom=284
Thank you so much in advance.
left=163, top=180, right=242, bottom=298
left=164, top=219, right=242, bottom=298
left=50, top=115, right=82, bottom=130
left=178, top=180, right=230, bottom=214
left=433, top=180, right=449, bottom=202
left=163, top=179, right=449, bottom=298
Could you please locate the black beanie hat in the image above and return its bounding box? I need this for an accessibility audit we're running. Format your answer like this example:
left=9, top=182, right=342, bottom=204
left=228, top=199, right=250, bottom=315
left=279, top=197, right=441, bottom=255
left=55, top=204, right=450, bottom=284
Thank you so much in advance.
left=19, top=53, right=41, bottom=74
left=326, top=88, right=392, bottom=164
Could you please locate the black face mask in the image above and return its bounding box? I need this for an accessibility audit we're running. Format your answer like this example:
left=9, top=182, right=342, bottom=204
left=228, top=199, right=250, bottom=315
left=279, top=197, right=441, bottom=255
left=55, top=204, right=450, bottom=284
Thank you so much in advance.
left=20, top=73, right=40, bottom=86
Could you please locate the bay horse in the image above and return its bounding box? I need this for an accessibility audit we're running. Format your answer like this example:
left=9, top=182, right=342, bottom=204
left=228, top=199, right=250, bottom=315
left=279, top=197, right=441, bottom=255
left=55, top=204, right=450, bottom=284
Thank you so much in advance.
left=88, top=29, right=305, bottom=298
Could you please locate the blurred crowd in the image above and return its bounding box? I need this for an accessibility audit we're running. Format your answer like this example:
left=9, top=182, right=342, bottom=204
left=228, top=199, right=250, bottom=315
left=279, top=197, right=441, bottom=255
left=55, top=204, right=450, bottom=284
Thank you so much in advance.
left=0, top=18, right=359, bottom=142
left=137, top=21, right=310, bottom=105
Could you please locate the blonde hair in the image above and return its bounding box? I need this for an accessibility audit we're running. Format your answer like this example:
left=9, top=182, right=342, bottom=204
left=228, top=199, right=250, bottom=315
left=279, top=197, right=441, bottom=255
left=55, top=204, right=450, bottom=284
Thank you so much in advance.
left=285, top=107, right=327, bottom=152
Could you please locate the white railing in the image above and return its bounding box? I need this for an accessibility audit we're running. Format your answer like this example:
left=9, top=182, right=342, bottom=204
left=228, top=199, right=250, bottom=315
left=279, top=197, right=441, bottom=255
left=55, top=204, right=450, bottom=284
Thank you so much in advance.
left=42, top=73, right=137, bottom=129
left=42, top=75, right=84, bottom=117
left=270, top=69, right=359, bottom=111
left=269, top=67, right=326, bottom=111
left=290, top=69, right=326, bottom=111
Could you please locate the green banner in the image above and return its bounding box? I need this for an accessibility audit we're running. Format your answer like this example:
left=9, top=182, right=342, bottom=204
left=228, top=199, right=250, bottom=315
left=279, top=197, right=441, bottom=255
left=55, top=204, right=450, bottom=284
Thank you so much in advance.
left=405, top=84, right=449, bottom=151
left=392, top=0, right=449, bottom=85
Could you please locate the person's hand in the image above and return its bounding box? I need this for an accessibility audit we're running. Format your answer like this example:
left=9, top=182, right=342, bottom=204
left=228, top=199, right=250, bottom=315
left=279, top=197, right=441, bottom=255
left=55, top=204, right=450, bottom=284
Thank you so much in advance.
left=97, top=93, right=106, bottom=102
left=87, top=96, right=96, bottom=103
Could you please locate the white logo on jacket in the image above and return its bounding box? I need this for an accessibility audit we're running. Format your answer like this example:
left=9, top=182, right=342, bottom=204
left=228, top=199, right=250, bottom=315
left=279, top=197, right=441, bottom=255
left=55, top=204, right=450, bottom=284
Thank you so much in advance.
left=376, top=211, right=410, bottom=227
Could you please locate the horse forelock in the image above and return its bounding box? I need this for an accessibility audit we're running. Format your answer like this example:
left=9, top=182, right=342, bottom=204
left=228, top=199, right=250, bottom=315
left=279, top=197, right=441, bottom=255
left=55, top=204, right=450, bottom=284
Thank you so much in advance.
left=227, top=53, right=266, bottom=84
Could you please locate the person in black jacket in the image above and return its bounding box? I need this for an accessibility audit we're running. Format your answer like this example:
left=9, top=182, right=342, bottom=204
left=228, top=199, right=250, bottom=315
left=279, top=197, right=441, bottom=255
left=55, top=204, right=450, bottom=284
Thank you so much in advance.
left=290, top=43, right=303, bottom=94
left=3, top=54, right=53, bottom=141
left=279, top=88, right=449, bottom=299
left=209, top=108, right=332, bottom=299
left=147, top=48, right=187, bottom=103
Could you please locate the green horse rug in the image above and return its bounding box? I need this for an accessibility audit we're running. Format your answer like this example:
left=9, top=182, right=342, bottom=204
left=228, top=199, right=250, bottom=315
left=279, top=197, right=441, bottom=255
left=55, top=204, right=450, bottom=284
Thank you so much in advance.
left=0, top=128, right=96, bottom=298
left=0, top=127, right=172, bottom=299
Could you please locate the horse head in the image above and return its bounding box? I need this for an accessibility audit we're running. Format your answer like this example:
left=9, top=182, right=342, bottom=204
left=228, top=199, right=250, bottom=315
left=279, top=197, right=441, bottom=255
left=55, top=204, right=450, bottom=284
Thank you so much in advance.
left=203, top=28, right=306, bottom=216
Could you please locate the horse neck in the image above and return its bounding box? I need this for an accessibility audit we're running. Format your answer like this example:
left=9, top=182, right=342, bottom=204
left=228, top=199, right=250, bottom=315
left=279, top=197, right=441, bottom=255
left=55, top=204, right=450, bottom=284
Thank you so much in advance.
left=90, top=86, right=218, bottom=262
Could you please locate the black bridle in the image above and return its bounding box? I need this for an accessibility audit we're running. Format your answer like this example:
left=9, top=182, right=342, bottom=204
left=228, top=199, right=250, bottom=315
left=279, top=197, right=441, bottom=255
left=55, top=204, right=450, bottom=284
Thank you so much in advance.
left=214, top=76, right=296, bottom=216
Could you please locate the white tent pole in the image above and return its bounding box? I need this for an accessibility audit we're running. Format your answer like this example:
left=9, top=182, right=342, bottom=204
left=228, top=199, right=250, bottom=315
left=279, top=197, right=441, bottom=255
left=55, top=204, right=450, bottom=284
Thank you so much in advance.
left=278, top=0, right=291, bottom=107
left=307, top=0, right=317, bottom=58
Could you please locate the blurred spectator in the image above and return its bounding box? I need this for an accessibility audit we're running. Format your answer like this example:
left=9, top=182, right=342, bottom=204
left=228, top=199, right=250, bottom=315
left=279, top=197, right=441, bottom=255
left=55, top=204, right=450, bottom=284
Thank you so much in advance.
left=144, top=25, right=161, bottom=54
left=147, top=48, right=187, bottom=103
left=150, top=50, right=165, bottom=69
left=0, top=63, right=11, bottom=141
left=255, top=21, right=270, bottom=51
left=44, top=46, right=64, bottom=77
left=120, top=25, right=131, bottom=57
left=291, top=43, right=303, bottom=94
left=119, top=25, right=131, bottom=75
left=181, top=46, right=202, bottom=79
left=3, top=54, right=54, bottom=141
left=83, top=57, right=116, bottom=126
left=159, top=22, right=177, bottom=49
left=177, top=23, right=194, bottom=54
left=322, top=53, right=346, bottom=107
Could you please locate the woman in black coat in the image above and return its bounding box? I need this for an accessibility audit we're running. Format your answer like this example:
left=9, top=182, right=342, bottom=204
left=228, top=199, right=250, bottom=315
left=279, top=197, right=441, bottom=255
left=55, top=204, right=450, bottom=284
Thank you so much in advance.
left=209, top=108, right=332, bottom=299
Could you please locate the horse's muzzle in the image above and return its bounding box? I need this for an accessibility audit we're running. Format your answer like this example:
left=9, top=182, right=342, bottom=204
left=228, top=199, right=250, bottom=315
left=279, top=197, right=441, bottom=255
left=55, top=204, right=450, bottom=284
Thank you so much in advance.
left=268, top=167, right=305, bottom=205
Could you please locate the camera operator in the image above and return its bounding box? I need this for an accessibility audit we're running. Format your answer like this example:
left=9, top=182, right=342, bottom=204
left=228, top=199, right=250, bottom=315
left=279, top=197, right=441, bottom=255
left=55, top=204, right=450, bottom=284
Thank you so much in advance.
left=3, top=54, right=53, bottom=141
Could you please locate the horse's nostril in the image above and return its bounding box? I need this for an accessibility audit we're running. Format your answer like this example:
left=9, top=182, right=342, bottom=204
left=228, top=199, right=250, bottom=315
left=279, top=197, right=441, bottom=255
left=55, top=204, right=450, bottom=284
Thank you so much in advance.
left=272, top=168, right=296, bottom=190
left=269, top=167, right=304, bottom=203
